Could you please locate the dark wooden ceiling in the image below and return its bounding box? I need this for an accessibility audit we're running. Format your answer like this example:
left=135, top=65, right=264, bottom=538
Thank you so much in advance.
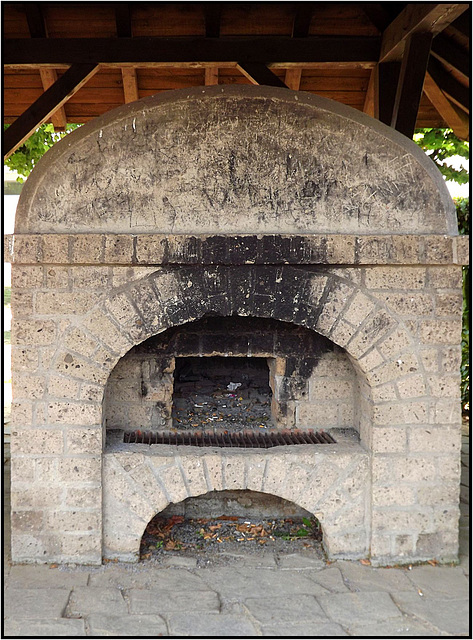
left=3, top=2, right=470, bottom=158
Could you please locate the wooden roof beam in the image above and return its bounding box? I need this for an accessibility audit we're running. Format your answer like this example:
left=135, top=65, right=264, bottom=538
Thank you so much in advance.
left=204, top=3, right=222, bottom=38
left=379, top=3, right=469, bottom=62
left=428, top=57, right=470, bottom=112
left=25, top=3, right=67, bottom=131
left=3, top=63, right=99, bottom=160
left=237, top=62, right=288, bottom=88
left=114, top=4, right=139, bottom=104
left=423, top=71, right=469, bottom=139
left=292, top=2, right=315, bottom=38
left=431, top=33, right=470, bottom=80
left=390, top=32, right=433, bottom=138
left=3, top=36, right=381, bottom=66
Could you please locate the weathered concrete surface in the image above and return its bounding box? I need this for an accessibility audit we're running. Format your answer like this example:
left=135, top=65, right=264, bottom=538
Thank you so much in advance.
left=16, top=86, right=456, bottom=235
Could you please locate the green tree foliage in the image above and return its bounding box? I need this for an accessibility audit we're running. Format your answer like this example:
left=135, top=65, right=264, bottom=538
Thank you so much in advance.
left=3, top=123, right=81, bottom=182
left=414, top=128, right=469, bottom=184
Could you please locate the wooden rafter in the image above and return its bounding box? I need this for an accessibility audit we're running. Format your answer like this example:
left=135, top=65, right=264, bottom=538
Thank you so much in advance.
left=237, top=62, right=288, bottom=88
left=428, top=57, right=470, bottom=112
left=379, top=3, right=469, bottom=62
left=25, top=2, right=67, bottom=131
left=390, top=32, right=433, bottom=138
left=114, top=3, right=139, bottom=104
left=292, top=3, right=315, bottom=38
left=3, top=36, right=381, bottom=67
left=423, top=72, right=469, bottom=139
left=3, top=63, right=99, bottom=159
left=204, top=3, right=222, bottom=38
left=431, top=33, right=470, bottom=79
left=205, top=68, right=219, bottom=86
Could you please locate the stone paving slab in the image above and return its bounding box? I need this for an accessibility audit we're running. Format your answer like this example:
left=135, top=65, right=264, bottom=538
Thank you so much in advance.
left=346, top=618, right=447, bottom=637
left=260, top=621, right=348, bottom=636
left=8, top=564, right=90, bottom=588
left=87, top=613, right=167, bottom=636
left=307, top=566, right=350, bottom=593
left=3, top=618, right=86, bottom=637
left=87, top=565, right=208, bottom=590
left=127, top=588, right=220, bottom=614
left=65, top=587, right=127, bottom=618
left=165, top=612, right=258, bottom=636
left=195, top=566, right=330, bottom=598
left=391, top=591, right=470, bottom=636
left=404, top=565, right=470, bottom=599
left=317, top=591, right=404, bottom=627
left=4, top=587, right=72, bottom=620
left=244, top=594, right=329, bottom=624
left=336, top=561, right=414, bottom=592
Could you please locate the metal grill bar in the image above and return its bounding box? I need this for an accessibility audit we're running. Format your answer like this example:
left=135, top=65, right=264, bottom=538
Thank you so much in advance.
left=123, top=429, right=336, bottom=448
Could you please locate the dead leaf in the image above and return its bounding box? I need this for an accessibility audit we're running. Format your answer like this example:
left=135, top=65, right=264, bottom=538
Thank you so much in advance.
left=49, top=564, right=58, bottom=569
left=360, top=559, right=371, bottom=566
left=427, top=559, right=438, bottom=566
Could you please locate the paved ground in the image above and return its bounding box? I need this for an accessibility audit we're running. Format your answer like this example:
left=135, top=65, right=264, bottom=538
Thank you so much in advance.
left=3, top=430, right=470, bottom=637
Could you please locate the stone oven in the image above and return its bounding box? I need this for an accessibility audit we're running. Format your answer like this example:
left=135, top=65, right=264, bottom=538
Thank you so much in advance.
left=6, top=85, right=468, bottom=565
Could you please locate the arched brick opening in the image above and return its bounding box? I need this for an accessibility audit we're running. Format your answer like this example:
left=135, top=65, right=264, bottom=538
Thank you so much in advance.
left=45, top=265, right=423, bottom=562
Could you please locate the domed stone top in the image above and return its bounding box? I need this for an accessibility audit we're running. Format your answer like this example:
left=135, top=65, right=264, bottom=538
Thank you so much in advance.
left=16, top=85, right=456, bottom=235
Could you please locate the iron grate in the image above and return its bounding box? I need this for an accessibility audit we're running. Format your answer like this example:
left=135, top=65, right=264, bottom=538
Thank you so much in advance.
left=123, top=429, right=336, bottom=448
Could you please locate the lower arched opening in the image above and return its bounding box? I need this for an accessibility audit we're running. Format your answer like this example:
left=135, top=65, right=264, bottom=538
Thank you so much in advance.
left=139, top=490, right=324, bottom=563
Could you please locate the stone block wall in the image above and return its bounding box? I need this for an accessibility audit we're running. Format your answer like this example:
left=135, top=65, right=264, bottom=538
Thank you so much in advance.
left=6, top=86, right=468, bottom=566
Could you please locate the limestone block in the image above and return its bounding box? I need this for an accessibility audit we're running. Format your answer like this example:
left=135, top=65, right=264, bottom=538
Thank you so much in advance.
left=454, top=235, right=469, bottom=265
left=10, top=235, right=42, bottom=262
left=328, top=319, right=355, bottom=347
left=35, top=291, right=96, bottom=315
left=82, top=309, right=134, bottom=355
left=136, top=235, right=167, bottom=263
left=54, top=352, right=109, bottom=385
left=393, top=533, right=415, bottom=556
left=128, top=462, right=169, bottom=510
left=344, top=291, right=376, bottom=326
left=11, top=484, right=63, bottom=509
left=65, top=427, right=102, bottom=454
left=48, top=376, right=81, bottom=399
left=431, top=399, right=462, bottom=424
left=72, top=234, right=104, bottom=263
left=316, top=282, right=353, bottom=334
left=424, top=236, right=454, bottom=263
left=12, top=319, right=56, bottom=346
left=48, top=401, right=101, bottom=426
left=105, top=292, right=148, bottom=341
left=370, top=353, right=420, bottom=385
left=415, top=531, right=459, bottom=559
left=42, top=234, right=70, bottom=263
left=427, top=374, right=461, bottom=398
left=11, top=533, right=63, bottom=562
left=326, top=235, right=356, bottom=263
left=203, top=454, right=224, bottom=491
left=372, top=486, right=416, bottom=507
left=11, top=265, right=44, bottom=288
left=371, top=383, right=397, bottom=402
left=65, top=486, right=102, bottom=508
left=64, top=328, right=99, bottom=359
left=365, top=267, right=426, bottom=290
left=396, top=374, right=426, bottom=398
left=156, top=464, right=188, bottom=504
left=440, top=345, right=462, bottom=372
left=309, top=379, right=354, bottom=401
left=372, top=456, right=436, bottom=484
left=12, top=372, right=45, bottom=400
left=45, top=266, right=69, bottom=288
left=222, top=455, right=246, bottom=490
left=348, top=310, right=396, bottom=358
left=72, top=266, right=110, bottom=288
left=296, top=403, right=338, bottom=427
left=417, top=484, right=459, bottom=506
left=178, top=456, right=208, bottom=497
left=11, top=510, right=44, bottom=532
left=11, top=429, right=63, bottom=455
left=371, top=508, right=432, bottom=532
left=59, top=533, right=102, bottom=562
left=371, top=427, right=406, bottom=453
left=58, top=457, right=102, bottom=482
left=46, top=509, right=101, bottom=532
left=104, top=235, right=134, bottom=263
left=104, top=458, right=154, bottom=520
left=262, top=456, right=286, bottom=495
left=10, top=290, right=34, bottom=317
left=11, top=346, right=39, bottom=370
left=408, top=427, right=460, bottom=454
left=10, top=457, right=35, bottom=482
left=427, top=266, right=463, bottom=289
left=79, top=383, right=103, bottom=403
left=245, top=457, right=267, bottom=492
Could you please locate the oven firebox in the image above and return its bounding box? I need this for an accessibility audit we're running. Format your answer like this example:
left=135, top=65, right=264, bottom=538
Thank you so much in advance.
left=7, top=85, right=467, bottom=565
